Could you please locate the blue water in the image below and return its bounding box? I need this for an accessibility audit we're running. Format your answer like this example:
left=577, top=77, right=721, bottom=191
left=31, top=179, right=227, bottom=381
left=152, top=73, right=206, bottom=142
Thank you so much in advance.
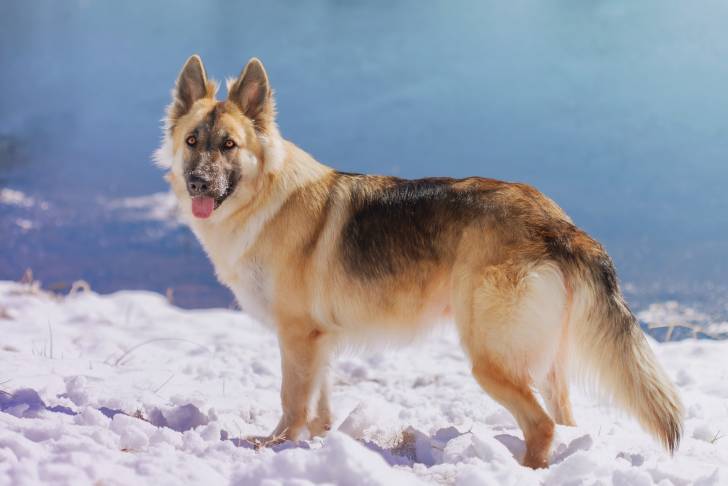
left=1, top=1, right=727, bottom=318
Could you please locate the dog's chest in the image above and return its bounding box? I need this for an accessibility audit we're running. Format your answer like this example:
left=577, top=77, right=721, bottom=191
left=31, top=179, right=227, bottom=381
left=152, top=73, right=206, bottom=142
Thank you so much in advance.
left=227, top=259, right=275, bottom=326
left=193, top=223, right=276, bottom=326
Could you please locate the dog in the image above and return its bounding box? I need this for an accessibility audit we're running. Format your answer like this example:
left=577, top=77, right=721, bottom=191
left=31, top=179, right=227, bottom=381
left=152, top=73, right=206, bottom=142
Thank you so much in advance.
left=156, top=55, right=683, bottom=468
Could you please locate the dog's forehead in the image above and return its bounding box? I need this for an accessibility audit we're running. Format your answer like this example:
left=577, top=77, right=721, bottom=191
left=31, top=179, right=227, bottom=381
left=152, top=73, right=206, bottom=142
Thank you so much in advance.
left=189, top=101, right=247, bottom=137
left=191, top=103, right=222, bottom=134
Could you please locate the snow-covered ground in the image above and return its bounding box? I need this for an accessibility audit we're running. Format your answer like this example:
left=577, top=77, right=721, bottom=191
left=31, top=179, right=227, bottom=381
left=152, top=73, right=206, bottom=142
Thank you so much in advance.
left=0, top=281, right=725, bottom=486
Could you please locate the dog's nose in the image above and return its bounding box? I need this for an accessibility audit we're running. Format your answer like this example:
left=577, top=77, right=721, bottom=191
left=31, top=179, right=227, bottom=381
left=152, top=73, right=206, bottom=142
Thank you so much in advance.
left=187, top=176, right=209, bottom=196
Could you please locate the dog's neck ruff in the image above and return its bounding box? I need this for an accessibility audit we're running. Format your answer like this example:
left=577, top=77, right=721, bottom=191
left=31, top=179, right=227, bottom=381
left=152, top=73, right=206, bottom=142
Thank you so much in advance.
left=188, top=140, right=331, bottom=270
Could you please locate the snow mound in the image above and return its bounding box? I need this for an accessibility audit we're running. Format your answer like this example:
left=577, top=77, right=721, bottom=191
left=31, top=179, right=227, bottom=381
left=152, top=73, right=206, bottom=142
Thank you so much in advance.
left=0, top=188, right=48, bottom=210
left=0, top=281, right=726, bottom=484
left=103, top=191, right=179, bottom=225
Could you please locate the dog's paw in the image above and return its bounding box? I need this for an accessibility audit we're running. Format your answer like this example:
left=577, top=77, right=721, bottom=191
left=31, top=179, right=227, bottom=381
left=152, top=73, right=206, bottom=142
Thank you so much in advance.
left=307, top=417, right=332, bottom=438
left=243, top=433, right=289, bottom=449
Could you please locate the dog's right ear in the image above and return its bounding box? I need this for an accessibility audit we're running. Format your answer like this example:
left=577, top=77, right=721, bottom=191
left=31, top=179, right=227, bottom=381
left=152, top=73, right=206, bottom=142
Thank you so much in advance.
left=169, top=55, right=211, bottom=125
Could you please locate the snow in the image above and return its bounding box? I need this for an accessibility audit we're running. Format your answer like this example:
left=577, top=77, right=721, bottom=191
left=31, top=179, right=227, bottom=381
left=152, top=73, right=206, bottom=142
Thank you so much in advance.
left=638, top=303, right=728, bottom=340
left=0, top=281, right=726, bottom=485
left=103, top=192, right=179, bottom=225
left=0, top=188, right=48, bottom=210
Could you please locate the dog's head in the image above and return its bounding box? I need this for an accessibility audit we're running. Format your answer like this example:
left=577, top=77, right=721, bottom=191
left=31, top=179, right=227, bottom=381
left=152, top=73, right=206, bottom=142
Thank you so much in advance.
left=157, top=55, right=284, bottom=220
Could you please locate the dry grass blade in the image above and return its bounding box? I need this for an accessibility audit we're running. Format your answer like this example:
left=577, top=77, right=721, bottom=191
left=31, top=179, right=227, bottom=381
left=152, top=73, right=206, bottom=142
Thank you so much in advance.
left=152, top=373, right=176, bottom=394
left=644, top=320, right=723, bottom=341
left=113, top=338, right=211, bottom=366
left=69, top=280, right=91, bottom=294
left=709, top=431, right=724, bottom=444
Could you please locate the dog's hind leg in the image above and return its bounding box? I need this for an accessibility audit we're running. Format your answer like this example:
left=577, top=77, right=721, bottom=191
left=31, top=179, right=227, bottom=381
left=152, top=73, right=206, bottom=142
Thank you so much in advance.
left=539, top=281, right=576, bottom=426
left=471, top=356, right=555, bottom=468
left=541, top=355, right=576, bottom=426
left=454, top=261, right=566, bottom=468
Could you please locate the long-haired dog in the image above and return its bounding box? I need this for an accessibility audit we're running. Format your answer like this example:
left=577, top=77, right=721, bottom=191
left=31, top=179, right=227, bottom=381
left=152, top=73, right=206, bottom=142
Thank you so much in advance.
left=156, top=55, right=682, bottom=468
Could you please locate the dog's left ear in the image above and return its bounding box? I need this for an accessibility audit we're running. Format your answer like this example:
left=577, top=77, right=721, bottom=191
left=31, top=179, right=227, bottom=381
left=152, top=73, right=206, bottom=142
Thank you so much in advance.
left=228, top=58, right=275, bottom=131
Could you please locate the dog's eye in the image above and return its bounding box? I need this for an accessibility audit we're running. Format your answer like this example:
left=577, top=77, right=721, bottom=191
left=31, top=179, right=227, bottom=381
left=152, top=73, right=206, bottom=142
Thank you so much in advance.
left=223, top=139, right=236, bottom=150
left=186, top=135, right=197, bottom=147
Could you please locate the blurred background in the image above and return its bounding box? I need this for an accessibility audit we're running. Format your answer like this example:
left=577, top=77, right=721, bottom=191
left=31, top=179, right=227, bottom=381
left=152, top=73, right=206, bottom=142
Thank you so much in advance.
left=1, top=1, right=727, bottom=323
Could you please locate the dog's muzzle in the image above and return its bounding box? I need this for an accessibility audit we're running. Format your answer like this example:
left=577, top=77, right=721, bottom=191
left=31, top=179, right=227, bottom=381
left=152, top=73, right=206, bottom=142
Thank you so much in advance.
left=186, top=175, right=211, bottom=197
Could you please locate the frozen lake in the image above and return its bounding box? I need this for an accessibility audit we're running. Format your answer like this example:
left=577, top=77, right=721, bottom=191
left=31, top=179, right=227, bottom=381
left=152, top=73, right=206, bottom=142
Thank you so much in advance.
left=1, top=1, right=727, bottom=321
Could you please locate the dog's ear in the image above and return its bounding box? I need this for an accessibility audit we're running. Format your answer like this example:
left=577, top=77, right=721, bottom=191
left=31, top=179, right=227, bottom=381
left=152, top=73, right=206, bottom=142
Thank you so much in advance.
left=170, top=55, right=210, bottom=124
left=228, top=58, right=275, bottom=131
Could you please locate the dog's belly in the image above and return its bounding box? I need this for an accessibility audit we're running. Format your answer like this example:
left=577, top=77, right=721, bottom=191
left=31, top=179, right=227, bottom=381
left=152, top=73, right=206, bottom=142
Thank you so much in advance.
left=315, top=272, right=454, bottom=340
left=333, top=299, right=452, bottom=344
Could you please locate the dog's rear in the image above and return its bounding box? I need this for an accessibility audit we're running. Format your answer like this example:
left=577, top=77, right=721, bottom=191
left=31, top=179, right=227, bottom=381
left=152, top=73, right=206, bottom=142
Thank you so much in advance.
left=454, top=218, right=683, bottom=467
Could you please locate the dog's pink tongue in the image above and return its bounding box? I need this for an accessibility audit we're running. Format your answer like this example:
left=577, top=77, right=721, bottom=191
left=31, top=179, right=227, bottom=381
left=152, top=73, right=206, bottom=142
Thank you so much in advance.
left=191, top=196, right=215, bottom=219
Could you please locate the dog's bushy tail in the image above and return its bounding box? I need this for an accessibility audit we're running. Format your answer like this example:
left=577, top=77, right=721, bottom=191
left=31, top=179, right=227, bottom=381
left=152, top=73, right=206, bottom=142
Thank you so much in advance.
left=552, top=232, right=683, bottom=452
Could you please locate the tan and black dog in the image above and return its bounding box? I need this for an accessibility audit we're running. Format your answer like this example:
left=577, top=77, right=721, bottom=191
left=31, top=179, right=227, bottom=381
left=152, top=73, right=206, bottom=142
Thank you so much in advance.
left=156, top=55, right=683, bottom=468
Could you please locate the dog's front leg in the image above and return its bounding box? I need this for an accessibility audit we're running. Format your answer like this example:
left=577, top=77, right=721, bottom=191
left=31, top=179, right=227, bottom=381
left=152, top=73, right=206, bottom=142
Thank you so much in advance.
left=307, top=370, right=332, bottom=437
left=269, top=321, right=330, bottom=442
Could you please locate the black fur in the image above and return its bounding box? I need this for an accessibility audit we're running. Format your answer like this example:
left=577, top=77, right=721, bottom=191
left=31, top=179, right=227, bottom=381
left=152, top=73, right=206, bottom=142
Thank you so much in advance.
left=340, top=175, right=487, bottom=279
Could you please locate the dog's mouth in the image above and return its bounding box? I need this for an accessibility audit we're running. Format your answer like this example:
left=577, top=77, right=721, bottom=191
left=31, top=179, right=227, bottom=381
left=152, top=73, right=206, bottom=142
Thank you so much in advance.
left=191, top=196, right=216, bottom=218
left=189, top=177, right=238, bottom=219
